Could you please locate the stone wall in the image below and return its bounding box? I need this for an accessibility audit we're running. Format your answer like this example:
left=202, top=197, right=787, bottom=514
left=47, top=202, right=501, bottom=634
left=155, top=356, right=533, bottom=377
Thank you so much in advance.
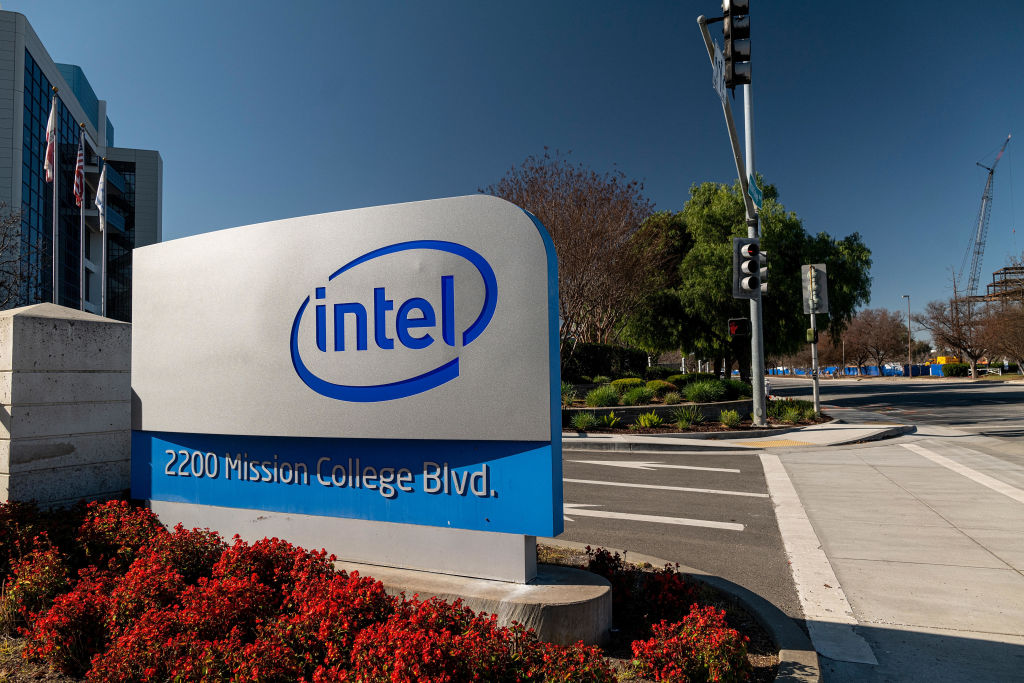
left=0, top=304, right=130, bottom=506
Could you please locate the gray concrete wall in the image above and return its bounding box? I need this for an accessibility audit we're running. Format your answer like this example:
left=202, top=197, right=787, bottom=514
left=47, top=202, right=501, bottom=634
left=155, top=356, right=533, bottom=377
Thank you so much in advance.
left=0, top=303, right=130, bottom=506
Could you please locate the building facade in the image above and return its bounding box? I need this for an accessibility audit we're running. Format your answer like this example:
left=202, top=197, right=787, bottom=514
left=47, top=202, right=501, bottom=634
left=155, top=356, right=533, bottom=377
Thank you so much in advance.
left=0, top=10, right=161, bottom=321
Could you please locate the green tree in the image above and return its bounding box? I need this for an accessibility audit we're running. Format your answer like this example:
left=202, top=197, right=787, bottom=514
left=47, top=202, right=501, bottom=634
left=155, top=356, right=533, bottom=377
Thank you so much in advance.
left=620, top=180, right=872, bottom=376
left=619, top=211, right=693, bottom=356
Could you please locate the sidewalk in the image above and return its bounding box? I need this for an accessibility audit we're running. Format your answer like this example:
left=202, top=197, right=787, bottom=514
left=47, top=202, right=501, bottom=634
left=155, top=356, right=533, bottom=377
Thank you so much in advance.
left=776, top=431, right=1024, bottom=681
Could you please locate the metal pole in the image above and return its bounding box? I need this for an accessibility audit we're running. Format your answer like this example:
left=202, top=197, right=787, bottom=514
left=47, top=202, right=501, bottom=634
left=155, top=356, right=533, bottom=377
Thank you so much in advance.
left=810, top=311, right=821, bottom=414
left=50, top=90, right=59, bottom=305
left=743, top=82, right=767, bottom=423
left=78, top=124, right=86, bottom=311
left=903, top=294, right=911, bottom=378
left=698, top=16, right=766, bottom=426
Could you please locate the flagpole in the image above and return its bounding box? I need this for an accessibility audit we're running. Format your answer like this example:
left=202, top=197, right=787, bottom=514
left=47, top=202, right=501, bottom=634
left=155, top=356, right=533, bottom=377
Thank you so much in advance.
left=50, top=87, right=59, bottom=304
left=99, top=160, right=107, bottom=318
left=78, top=123, right=86, bottom=311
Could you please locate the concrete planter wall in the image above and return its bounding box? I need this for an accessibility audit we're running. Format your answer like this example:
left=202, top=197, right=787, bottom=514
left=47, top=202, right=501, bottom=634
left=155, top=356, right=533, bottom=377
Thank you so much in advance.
left=562, top=399, right=753, bottom=426
left=0, top=304, right=131, bottom=507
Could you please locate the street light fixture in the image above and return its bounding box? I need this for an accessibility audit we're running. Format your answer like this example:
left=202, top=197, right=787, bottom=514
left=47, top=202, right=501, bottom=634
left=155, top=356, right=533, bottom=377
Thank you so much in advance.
left=902, top=295, right=911, bottom=378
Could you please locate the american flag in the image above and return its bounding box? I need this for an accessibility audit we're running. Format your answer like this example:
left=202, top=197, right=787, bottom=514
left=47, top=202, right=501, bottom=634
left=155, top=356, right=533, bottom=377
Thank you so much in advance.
left=44, top=96, right=57, bottom=182
left=73, top=135, right=84, bottom=207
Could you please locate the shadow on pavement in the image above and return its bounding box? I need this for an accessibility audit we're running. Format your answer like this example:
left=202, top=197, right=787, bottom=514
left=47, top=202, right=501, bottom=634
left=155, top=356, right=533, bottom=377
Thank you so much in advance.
left=811, top=620, right=1024, bottom=682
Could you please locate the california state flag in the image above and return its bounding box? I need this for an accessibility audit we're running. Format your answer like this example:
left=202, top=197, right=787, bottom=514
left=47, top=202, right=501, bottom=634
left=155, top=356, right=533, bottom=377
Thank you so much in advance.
left=44, top=97, right=57, bottom=182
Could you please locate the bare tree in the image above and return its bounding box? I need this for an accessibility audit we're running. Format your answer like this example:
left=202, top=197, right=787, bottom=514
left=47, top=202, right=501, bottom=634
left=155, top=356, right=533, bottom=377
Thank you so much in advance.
left=483, top=150, right=666, bottom=352
left=914, top=294, right=990, bottom=378
left=0, top=206, right=25, bottom=309
left=982, top=301, right=1024, bottom=368
left=854, top=308, right=908, bottom=371
left=841, top=314, right=876, bottom=375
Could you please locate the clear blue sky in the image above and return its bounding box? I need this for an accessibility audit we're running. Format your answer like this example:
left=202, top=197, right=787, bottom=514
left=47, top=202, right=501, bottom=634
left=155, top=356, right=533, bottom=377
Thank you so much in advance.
left=7, top=0, right=1023, bottom=323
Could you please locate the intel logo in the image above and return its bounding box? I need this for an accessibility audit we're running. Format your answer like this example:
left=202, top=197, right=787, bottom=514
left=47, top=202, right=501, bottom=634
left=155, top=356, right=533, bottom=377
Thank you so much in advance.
left=290, top=240, right=497, bottom=402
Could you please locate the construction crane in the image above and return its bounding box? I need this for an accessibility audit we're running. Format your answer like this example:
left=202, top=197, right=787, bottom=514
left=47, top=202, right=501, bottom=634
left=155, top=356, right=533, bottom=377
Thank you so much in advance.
left=959, top=134, right=1011, bottom=297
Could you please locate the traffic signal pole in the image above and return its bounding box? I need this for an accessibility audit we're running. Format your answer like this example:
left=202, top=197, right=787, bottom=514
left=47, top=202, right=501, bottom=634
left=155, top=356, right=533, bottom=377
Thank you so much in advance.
left=698, top=16, right=767, bottom=426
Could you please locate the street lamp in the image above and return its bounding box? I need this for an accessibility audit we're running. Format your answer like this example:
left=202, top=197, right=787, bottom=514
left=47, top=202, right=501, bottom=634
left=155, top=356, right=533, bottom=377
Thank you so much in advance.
left=902, top=295, right=911, bottom=378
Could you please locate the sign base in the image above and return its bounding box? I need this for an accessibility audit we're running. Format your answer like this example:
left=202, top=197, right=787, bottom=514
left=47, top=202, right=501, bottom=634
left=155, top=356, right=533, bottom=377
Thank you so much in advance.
left=149, top=499, right=537, bottom=583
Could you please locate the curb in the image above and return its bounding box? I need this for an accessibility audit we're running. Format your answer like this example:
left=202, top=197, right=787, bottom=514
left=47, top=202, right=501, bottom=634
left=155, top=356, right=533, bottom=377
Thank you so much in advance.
left=562, top=419, right=915, bottom=452
left=539, top=538, right=820, bottom=683
left=823, top=423, right=916, bottom=446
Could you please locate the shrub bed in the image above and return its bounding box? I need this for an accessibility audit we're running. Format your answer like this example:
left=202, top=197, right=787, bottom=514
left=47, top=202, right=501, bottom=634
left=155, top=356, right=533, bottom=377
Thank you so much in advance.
left=0, top=501, right=764, bottom=682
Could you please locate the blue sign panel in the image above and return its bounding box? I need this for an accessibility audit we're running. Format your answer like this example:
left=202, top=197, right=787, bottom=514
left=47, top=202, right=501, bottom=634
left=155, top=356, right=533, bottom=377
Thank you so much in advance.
left=133, top=430, right=559, bottom=536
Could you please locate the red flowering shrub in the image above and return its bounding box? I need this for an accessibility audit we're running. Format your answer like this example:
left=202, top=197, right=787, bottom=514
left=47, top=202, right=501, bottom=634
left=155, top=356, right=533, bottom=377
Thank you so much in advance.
left=268, top=570, right=395, bottom=676
left=585, top=546, right=702, bottom=641
left=149, top=524, right=225, bottom=584
left=0, top=501, right=43, bottom=576
left=105, top=552, right=185, bottom=637
left=212, top=536, right=335, bottom=596
left=350, top=596, right=539, bottom=682
left=24, top=567, right=115, bottom=676
left=532, top=641, right=617, bottom=683
left=76, top=500, right=166, bottom=572
left=86, top=608, right=194, bottom=682
left=0, top=537, right=70, bottom=634
left=630, top=605, right=752, bottom=683
left=642, top=564, right=701, bottom=626
left=177, top=574, right=277, bottom=641
left=89, top=575, right=277, bottom=681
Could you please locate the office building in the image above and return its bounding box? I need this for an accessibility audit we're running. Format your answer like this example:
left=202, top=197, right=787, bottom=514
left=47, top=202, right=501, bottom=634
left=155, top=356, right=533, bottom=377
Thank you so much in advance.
left=0, top=10, right=161, bottom=321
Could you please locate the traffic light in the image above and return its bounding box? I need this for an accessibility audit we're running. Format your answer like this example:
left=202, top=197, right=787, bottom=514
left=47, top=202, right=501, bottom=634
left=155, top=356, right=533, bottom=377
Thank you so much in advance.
left=722, top=0, right=751, bottom=88
left=759, top=250, right=768, bottom=294
left=732, top=237, right=761, bottom=299
left=728, top=318, right=751, bottom=337
left=802, top=263, right=829, bottom=314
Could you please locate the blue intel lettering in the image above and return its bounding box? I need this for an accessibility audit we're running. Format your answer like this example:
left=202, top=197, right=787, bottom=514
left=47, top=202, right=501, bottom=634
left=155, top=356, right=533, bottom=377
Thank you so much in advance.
left=290, top=240, right=498, bottom=402
left=315, top=275, right=455, bottom=352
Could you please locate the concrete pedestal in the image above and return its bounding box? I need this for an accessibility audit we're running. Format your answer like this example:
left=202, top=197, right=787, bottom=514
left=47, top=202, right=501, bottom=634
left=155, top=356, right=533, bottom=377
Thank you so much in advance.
left=0, top=304, right=130, bottom=506
left=336, top=560, right=613, bottom=646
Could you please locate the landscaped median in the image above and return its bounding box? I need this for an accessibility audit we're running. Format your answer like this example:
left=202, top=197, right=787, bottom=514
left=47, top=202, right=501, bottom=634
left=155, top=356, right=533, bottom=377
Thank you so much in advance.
left=0, top=500, right=776, bottom=682
left=563, top=372, right=825, bottom=433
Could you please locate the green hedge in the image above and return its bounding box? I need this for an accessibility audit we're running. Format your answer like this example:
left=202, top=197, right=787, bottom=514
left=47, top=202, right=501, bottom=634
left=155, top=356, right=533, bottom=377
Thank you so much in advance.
left=561, top=343, right=648, bottom=383
left=611, top=377, right=646, bottom=394
left=943, top=362, right=970, bottom=377
left=644, top=366, right=678, bottom=380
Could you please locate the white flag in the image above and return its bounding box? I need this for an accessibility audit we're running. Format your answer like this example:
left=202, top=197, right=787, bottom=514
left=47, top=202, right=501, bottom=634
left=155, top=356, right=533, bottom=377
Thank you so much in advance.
left=44, top=96, right=57, bottom=182
left=94, top=164, right=107, bottom=232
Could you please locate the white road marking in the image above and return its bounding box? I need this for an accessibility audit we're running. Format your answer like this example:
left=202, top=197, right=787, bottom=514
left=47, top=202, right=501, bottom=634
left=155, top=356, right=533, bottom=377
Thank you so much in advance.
left=564, top=477, right=767, bottom=498
left=563, top=503, right=744, bottom=531
left=759, top=453, right=877, bottom=665
left=570, top=459, right=740, bottom=473
left=901, top=442, right=1024, bottom=504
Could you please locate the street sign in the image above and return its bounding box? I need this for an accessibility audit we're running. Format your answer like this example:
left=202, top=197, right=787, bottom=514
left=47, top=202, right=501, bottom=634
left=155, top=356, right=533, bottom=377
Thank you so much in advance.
left=747, top=173, right=762, bottom=209
left=802, top=263, right=829, bottom=314
left=712, top=41, right=727, bottom=104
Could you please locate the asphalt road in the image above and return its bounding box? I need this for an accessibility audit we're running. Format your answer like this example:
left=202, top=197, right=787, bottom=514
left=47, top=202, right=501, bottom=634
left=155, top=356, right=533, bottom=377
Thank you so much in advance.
left=554, top=376, right=1024, bottom=646
left=555, top=446, right=804, bottom=621
left=770, top=375, right=1024, bottom=458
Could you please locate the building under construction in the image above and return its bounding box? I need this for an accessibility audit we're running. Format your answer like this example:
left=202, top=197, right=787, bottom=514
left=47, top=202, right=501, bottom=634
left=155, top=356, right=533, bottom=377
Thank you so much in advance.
left=977, top=265, right=1024, bottom=301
